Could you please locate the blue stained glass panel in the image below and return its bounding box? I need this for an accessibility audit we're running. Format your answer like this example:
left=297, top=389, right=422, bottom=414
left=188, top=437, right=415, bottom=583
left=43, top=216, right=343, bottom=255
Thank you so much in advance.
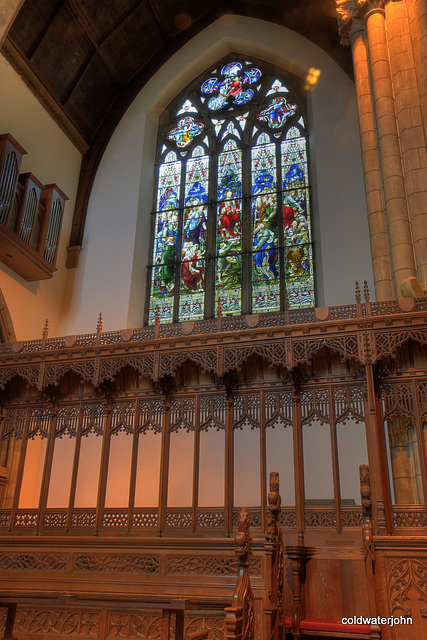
left=257, top=97, right=298, bottom=129
left=281, top=135, right=308, bottom=192
left=167, top=116, right=204, bottom=148
left=251, top=136, right=276, bottom=195
left=201, top=62, right=262, bottom=111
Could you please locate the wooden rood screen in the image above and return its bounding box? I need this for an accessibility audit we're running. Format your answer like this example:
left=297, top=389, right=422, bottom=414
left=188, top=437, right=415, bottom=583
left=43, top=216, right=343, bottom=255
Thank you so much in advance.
left=0, top=294, right=427, bottom=639
left=0, top=386, right=368, bottom=537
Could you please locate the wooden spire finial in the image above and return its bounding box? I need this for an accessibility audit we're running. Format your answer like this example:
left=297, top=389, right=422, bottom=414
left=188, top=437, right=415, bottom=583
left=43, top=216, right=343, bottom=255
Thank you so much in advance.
left=363, top=280, right=370, bottom=303
left=42, top=319, right=49, bottom=340
left=355, top=281, right=361, bottom=303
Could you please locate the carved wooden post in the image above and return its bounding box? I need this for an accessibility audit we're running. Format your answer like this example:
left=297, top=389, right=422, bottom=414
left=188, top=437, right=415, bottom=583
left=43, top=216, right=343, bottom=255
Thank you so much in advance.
left=225, top=507, right=254, bottom=640
left=263, top=471, right=284, bottom=640
left=157, top=393, right=171, bottom=536
left=3, top=603, right=17, bottom=640
left=360, top=465, right=380, bottom=636
left=95, top=398, right=112, bottom=534
left=37, top=404, right=58, bottom=533
left=8, top=409, right=30, bottom=532
left=284, top=544, right=308, bottom=640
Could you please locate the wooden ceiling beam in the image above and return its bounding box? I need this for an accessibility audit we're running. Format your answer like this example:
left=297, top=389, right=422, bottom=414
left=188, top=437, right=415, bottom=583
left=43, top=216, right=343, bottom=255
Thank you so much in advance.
left=66, top=0, right=124, bottom=85
left=27, top=0, right=64, bottom=61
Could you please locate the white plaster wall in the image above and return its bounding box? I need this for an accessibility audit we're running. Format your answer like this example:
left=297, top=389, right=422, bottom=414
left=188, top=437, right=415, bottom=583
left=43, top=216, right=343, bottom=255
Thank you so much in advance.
left=3, top=16, right=373, bottom=337
left=0, top=54, right=82, bottom=340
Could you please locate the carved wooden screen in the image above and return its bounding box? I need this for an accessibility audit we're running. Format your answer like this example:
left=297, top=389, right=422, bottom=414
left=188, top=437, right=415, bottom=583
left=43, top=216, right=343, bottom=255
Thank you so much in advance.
left=148, top=56, right=315, bottom=324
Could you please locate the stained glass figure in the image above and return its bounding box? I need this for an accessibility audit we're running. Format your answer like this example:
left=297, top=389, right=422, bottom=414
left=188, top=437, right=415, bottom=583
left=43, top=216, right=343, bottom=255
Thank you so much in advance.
left=252, top=135, right=276, bottom=195
left=266, top=79, right=289, bottom=95
left=283, top=187, right=314, bottom=308
left=201, top=62, right=261, bottom=111
left=177, top=99, right=198, bottom=115
left=156, top=152, right=180, bottom=215
left=282, top=134, right=308, bottom=192
left=251, top=136, right=279, bottom=311
left=257, top=97, right=298, bottom=129
left=167, top=116, right=204, bottom=148
left=216, top=140, right=242, bottom=315
left=179, top=146, right=209, bottom=321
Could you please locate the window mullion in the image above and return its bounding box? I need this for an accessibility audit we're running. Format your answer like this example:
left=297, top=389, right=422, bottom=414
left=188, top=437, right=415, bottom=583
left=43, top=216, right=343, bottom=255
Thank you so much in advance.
left=205, top=146, right=217, bottom=319
left=241, top=141, right=252, bottom=315
left=277, top=138, right=286, bottom=311
left=173, top=156, right=187, bottom=323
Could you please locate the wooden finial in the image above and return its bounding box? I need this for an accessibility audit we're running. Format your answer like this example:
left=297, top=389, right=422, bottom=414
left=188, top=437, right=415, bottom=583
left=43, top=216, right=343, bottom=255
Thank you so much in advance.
left=96, top=312, right=103, bottom=333
left=359, top=464, right=371, bottom=514
left=235, top=507, right=252, bottom=565
left=42, top=319, right=49, bottom=340
left=284, top=289, right=290, bottom=324
left=217, top=299, right=223, bottom=332
left=355, top=281, right=361, bottom=303
left=266, top=471, right=281, bottom=542
left=154, top=306, right=160, bottom=338
left=363, top=280, right=370, bottom=303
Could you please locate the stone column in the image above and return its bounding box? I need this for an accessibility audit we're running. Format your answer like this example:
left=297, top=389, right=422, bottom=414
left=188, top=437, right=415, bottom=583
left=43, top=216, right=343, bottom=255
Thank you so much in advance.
left=0, top=0, right=25, bottom=47
left=385, top=0, right=427, bottom=287
left=364, top=5, right=416, bottom=292
left=406, top=0, right=427, bottom=140
left=337, top=5, right=393, bottom=299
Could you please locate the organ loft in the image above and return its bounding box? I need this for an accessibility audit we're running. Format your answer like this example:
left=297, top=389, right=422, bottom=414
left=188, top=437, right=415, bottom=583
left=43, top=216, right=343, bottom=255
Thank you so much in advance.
left=0, top=2, right=426, bottom=639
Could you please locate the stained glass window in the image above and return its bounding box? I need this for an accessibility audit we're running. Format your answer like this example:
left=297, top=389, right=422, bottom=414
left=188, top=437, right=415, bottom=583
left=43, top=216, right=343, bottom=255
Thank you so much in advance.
left=148, top=57, right=315, bottom=323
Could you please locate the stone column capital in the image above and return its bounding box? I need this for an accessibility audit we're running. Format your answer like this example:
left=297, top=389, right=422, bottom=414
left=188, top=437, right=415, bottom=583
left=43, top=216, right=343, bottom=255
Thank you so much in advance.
left=335, top=1, right=365, bottom=46
left=336, top=0, right=395, bottom=44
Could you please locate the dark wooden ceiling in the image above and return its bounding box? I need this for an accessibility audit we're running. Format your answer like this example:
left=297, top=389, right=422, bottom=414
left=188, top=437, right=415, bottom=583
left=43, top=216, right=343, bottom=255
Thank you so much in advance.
left=2, top=0, right=351, bottom=257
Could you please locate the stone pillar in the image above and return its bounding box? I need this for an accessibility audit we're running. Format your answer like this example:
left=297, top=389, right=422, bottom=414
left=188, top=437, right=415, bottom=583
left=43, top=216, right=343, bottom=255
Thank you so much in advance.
left=364, top=6, right=416, bottom=293
left=385, top=0, right=427, bottom=287
left=0, top=0, right=25, bottom=47
left=338, top=7, right=393, bottom=299
left=406, top=0, right=427, bottom=139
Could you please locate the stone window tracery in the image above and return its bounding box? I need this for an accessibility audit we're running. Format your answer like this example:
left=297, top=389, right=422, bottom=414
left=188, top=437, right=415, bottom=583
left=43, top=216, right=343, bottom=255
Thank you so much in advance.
left=148, top=57, right=315, bottom=324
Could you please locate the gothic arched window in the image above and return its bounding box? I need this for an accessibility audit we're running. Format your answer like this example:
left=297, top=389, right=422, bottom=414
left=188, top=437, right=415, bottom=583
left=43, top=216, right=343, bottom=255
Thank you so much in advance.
left=148, top=57, right=315, bottom=324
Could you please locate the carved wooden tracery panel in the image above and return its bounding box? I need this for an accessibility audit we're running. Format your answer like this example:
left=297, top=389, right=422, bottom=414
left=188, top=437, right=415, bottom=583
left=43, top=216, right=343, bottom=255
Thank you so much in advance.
left=333, top=386, right=365, bottom=424
left=264, top=391, right=292, bottom=428
left=27, top=407, right=50, bottom=439
left=170, top=398, right=196, bottom=432
left=55, top=406, right=79, bottom=438
left=199, top=395, right=226, bottom=430
left=301, top=388, right=329, bottom=426
left=2, top=408, right=26, bottom=439
left=233, top=393, right=260, bottom=430
left=138, top=399, right=163, bottom=434
left=81, top=404, right=105, bottom=437
left=15, top=610, right=99, bottom=637
left=110, top=402, right=135, bottom=436
left=386, top=558, right=427, bottom=618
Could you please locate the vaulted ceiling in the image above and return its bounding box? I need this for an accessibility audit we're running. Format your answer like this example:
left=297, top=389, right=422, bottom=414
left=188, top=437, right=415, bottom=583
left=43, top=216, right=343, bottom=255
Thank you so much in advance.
left=2, top=0, right=351, bottom=260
